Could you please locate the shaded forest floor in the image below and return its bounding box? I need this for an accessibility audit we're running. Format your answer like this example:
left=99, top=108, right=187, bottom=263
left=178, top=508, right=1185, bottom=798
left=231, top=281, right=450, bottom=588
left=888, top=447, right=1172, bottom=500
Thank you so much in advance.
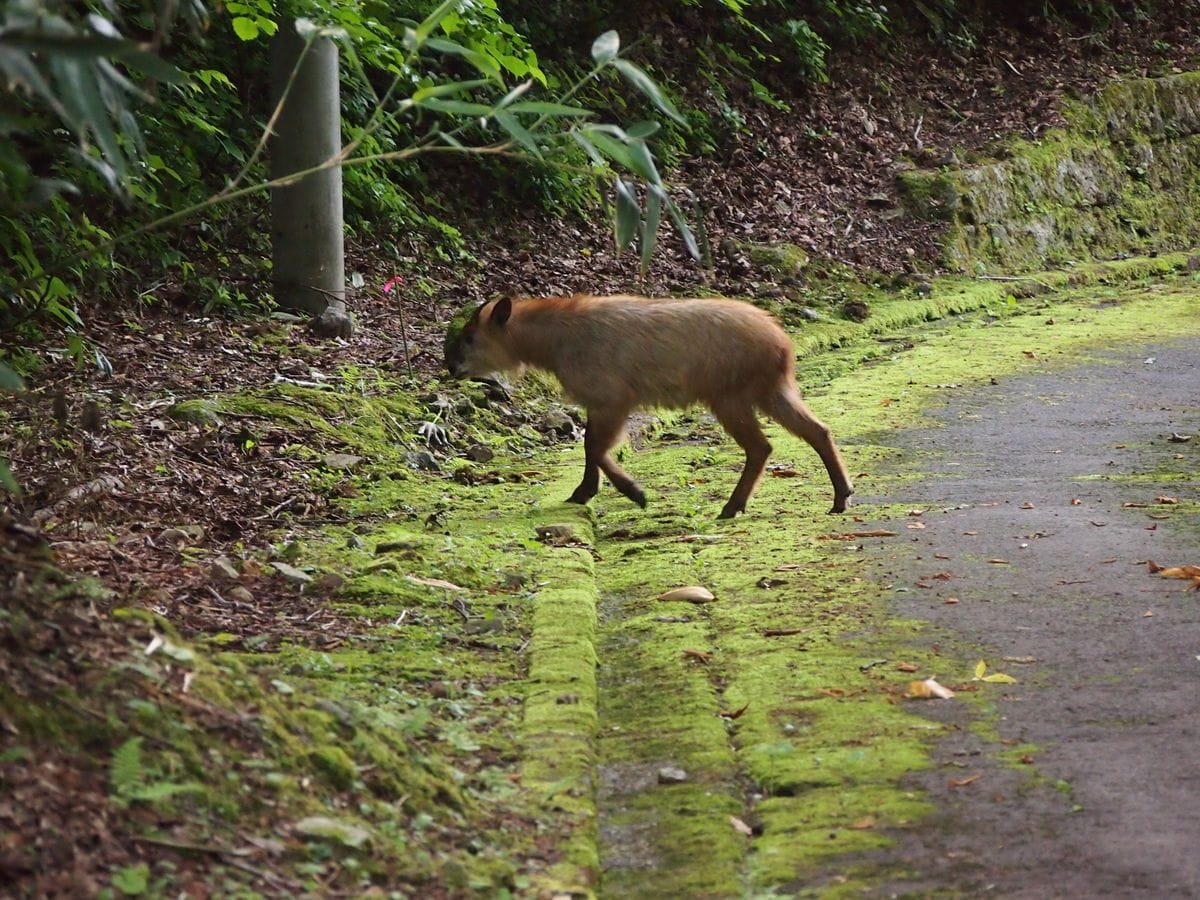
left=3, top=12, right=1200, bottom=897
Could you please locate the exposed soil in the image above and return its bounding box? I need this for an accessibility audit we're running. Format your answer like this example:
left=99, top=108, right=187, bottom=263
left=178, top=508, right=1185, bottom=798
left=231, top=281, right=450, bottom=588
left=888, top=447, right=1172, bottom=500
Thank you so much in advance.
left=864, top=337, right=1200, bottom=897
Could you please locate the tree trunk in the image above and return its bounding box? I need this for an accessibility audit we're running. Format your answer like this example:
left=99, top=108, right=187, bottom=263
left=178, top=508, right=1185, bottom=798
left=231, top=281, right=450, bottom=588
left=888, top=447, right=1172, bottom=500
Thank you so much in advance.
left=269, top=20, right=353, bottom=337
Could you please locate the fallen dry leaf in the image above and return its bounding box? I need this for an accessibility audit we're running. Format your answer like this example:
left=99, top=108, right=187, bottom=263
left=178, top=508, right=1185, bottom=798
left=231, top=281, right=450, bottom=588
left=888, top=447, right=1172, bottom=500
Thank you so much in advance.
left=762, top=627, right=805, bottom=637
left=945, top=597, right=960, bottom=605
left=682, top=649, right=712, bottom=663
left=948, top=773, right=982, bottom=788
left=1156, top=564, right=1200, bottom=579
left=656, top=586, right=715, bottom=603
left=1156, top=495, right=1179, bottom=504
left=849, top=816, right=876, bottom=830
left=404, top=575, right=465, bottom=591
left=988, top=558, right=1009, bottom=565
left=730, top=816, right=754, bottom=836
left=895, top=662, right=920, bottom=673
left=769, top=468, right=800, bottom=478
left=907, top=677, right=955, bottom=700
left=906, top=521, right=927, bottom=530
left=719, top=703, right=750, bottom=719
left=816, top=529, right=897, bottom=541
left=1020, top=501, right=1035, bottom=509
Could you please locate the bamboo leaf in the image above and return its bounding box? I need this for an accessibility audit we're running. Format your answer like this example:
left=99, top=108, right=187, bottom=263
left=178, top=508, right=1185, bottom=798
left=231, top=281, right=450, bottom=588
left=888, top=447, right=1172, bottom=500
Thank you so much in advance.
left=569, top=130, right=606, bottom=167
left=0, top=361, right=25, bottom=393
left=591, top=30, right=619, bottom=64
left=411, top=78, right=491, bottom=104
left=419, top=98, right=493, bottom=116
left=614, top=178, right=640, bottom=252
left=664, top=196, right=701, bottom=260
left=627, top=139, right=661, bottom=185
left=640, top=185, right=664, bottom=274
left=626, top=120, right=661, bottom=139
left=493, top=109, right=541, bottom=158
left=505, top=101, right=592, bottom=117
left=0, top=459, right=19, bottom=497
left=583, top=127, right=634, bottom=172
left=415, top=0, right=465, bottom=46
left=610, top=58, right=685, bottom=125
left=423, top=37, right=501, bottom=80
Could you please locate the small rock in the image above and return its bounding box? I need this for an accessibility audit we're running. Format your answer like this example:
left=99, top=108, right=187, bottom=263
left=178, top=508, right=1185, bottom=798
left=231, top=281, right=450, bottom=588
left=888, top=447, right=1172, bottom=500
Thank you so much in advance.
left=658, top=766, right=689, bottom=784
left=465, top=443, right=494, bottom=463
left=228, top=586, right=254, bottom=603
left=842, top=300, right=870, bottom=322
left=210, top=556, right=240, bottom=581
left=317, top=573, right=346, bottom=592
left=293, top=816, right=370, bottom=849
left=376, top=539, right=422, bottom=554
left=167, top=400, right=222, bottom=427
left=536, top=524, right=580, bottom=546
left=270, top=561, right=313, bottom=584
left=322, top=453, right=363, bottom=471
left=799, top=307, right=824, bottom=322
left=541, top=407, right=577, bottom=436
left=405, top=450, right=441, bottom=472
left=310, top=306, right=355, bottom=339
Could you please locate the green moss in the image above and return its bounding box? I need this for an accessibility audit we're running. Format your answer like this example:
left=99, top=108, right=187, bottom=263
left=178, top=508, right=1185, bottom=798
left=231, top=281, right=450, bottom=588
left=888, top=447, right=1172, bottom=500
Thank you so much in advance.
left=899, top=73, right=1200, bottom=272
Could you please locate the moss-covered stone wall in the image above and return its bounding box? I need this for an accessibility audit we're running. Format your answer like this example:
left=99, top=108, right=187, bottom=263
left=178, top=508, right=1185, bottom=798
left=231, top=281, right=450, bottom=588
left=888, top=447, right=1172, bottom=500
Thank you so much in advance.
left=897, top=72, right=1200, bottom=272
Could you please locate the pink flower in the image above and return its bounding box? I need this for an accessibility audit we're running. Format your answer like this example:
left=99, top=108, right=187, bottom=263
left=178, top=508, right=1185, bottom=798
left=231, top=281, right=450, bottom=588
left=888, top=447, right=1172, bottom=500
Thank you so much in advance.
left=382, top=276, right=404, bottom=294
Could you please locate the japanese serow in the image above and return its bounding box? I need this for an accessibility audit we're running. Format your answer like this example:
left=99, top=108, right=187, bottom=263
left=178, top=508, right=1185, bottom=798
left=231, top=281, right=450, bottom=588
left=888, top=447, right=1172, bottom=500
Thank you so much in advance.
left=444, top=294, right=853, bottom=518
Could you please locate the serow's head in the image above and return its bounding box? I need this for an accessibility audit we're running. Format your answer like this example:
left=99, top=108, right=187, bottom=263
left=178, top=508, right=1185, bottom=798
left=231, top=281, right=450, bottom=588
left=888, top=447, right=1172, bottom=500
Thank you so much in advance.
left=444, top=297, right=515, bottom=379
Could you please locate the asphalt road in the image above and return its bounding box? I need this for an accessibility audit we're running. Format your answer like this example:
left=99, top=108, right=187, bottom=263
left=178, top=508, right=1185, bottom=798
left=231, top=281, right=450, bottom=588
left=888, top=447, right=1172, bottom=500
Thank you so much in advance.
left=866, top=336, right=1200, bottom=897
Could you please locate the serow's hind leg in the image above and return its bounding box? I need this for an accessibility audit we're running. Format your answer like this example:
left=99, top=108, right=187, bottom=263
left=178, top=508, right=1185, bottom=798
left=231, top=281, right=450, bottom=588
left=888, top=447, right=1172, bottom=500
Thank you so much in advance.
left=712, top=404, right=772, bottom=519
left=767, top=388, right=853, bottom=514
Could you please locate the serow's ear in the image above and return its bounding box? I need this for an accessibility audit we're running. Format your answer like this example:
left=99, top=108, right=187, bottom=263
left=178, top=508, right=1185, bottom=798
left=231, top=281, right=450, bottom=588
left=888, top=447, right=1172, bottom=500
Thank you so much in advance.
left=492, top=297, right=513, bottom=326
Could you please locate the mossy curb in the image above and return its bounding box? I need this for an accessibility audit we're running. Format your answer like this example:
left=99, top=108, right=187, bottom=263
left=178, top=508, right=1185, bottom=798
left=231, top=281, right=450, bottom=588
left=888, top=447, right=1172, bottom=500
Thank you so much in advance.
left=520, top=512, right=603, bottom=896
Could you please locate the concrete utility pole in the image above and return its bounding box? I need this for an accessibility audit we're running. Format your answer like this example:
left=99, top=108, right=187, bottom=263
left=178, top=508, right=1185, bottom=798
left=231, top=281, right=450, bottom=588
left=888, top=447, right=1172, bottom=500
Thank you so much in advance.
left=269, top=20, right=354, bottom=337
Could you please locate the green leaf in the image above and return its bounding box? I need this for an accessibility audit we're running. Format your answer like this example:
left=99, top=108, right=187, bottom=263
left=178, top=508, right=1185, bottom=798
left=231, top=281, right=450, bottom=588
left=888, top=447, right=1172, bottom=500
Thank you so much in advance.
left=505, top=101, right=592, bottom=117
left=126, top=781, right=205, bottom=802
left=0, top=361, right=24, bottom=392
left=626, top=139, right=661, bottom=185
left=569, top=130, right=606, bottom=168
left=610, top=58, right=686, bottom=125
left=411, top=78, right=491, bottom=104
left=591, top=30, right=619, bottom=64
left=112, top=862, right=150, bottom=896
left=231, top=17, right=260, bottom=41
left=493, top=109, right=541, bottom=158
left=423, top=37, right=501, bottom=80
left=0, top=459, right=19, bottom=497
left=111, top=737, right=144, bottom=795
left=494, top=79, right=532, bottom=111
left=583, top=127, right=635, bottom=172
left=626, top=120, right=661, bottom=139
left=419, top=98, right=493, bottom=116
left=614, top=178, right=640, bottom=252
left=415, top=0, right=465, bottom=46
left=641, top=185, right=664, bottom=275
left=664, top=196, right=701, bottom=260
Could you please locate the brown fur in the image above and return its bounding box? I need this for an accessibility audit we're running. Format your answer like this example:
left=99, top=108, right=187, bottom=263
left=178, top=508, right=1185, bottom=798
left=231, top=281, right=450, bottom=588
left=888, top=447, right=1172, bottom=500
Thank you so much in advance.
left=445, top=294, right=853, bottom=517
